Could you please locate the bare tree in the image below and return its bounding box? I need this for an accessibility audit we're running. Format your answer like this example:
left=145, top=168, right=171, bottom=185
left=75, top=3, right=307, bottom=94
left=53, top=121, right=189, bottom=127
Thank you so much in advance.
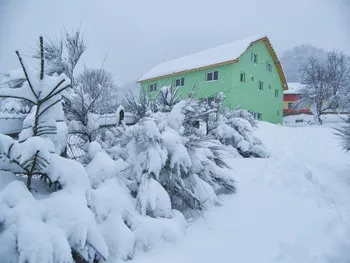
left=76, top=67, right=118, bottom=114
left=326, top=51, right=350, bottom=110
left=297, top=51, right=350, bottom=124
left=64, top=67, right=118, bottom=160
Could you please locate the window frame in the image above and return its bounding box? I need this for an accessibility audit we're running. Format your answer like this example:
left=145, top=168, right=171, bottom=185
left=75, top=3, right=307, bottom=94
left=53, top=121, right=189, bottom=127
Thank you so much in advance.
left=149, top=83, right=157, bottom=92
left=175, top=77, right=185, bottom=87
left=258, top=81, right=264, bottom=91
left=206, top=71, right=219, bottom=82
left=266, top=61, right=272, bottom=72
left=251, top=53, right=258, bottom=64
left=250, top=111, right=262, bottom=120
left=275, top=89, right=279, bottom=98
left=240, top=72, right=246, bottom=83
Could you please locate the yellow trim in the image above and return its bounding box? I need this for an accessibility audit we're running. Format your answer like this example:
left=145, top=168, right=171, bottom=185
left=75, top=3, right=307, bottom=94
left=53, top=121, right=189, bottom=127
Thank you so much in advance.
left=138, top=36, right=289, bottom=91
left=260, top=37, right=288, bottom=90
left=137, top=59, right=238, bottom=83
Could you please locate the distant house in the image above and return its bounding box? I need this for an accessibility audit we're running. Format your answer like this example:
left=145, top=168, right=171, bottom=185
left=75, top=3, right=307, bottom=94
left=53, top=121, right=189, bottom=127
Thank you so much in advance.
left=137, top=35, right=288, bottom=124
left=283, top=82, right=310, bottom=116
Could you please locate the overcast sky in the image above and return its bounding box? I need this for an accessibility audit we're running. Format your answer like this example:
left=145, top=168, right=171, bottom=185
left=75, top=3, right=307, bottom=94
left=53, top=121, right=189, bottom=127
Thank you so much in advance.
left=0, top=0, right=349, bottom=86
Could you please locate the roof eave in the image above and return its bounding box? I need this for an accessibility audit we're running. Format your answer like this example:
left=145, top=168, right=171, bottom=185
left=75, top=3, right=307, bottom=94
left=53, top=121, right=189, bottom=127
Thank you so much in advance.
left=137, top=59, right=238, bottom=83
left=261, top=38, right=289, bottom=91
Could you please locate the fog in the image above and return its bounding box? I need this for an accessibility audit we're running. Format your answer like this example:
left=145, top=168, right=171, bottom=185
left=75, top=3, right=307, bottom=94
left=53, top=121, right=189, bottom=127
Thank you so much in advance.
left=0, top=0, right=349, bottom=86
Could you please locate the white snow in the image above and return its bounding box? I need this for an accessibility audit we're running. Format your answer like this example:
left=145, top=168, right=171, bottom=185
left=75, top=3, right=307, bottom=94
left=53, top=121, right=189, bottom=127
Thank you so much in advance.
left=285, top=82, right=305, bottom=94
left=131, top=121, right=350, bottom=263
left=138, top=35, right=265, bottom=81
left=284, top=113, right=346, bottom=125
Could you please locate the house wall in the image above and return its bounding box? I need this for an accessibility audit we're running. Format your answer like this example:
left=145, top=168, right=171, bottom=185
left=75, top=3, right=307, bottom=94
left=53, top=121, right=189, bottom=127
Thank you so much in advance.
left=225, top=41, right=283, bottom=124
left=140, top=41, right=284, bottom=124
left=283, top=94, right=311, bottom=115
left=140, top=63, right=235, bottom=100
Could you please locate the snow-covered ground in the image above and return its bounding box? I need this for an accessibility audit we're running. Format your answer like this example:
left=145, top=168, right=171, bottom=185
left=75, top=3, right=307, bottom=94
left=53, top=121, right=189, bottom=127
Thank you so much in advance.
left=284, top=113, right=347, bottom=125
left=131, top=121, right=350, bottom=263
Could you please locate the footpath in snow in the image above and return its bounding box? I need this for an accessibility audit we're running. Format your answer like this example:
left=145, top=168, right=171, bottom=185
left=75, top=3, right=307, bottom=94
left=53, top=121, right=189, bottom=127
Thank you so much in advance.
left=132, top=122, right=350, bottom=263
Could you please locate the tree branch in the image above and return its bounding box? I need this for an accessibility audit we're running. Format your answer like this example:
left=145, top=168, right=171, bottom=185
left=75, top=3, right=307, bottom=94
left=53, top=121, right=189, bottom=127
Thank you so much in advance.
left=15, top=50, right=38, bottom=99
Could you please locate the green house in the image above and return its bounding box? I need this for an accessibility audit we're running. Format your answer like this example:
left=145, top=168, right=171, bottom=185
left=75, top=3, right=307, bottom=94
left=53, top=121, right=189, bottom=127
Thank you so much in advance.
left=137, top=35, right=288, bottom=124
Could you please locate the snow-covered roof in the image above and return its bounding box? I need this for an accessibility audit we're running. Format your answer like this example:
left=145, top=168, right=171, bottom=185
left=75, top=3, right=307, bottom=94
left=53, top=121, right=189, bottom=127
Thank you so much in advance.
left=138, top=35, right=266, bottom=82
left=284, top=82, right=305, bottom=94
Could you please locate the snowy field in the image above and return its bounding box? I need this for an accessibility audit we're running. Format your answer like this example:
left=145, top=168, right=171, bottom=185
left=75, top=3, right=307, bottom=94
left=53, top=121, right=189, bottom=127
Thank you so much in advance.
left=131, top=121, right=350, bottom=263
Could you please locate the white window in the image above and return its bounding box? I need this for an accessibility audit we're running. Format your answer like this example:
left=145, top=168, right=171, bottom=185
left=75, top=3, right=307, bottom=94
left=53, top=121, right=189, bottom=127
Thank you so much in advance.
left=251, top=53, right=258, bottom=64
left=149, top=83, right=157, bottom=92
left=275, top=89, right=279, bottom=98
left=266, top=62, right=272, bottom=72
left=240, top=72, right=246, bottom=83
left=175, top=77, right=185, bottom=87
left=206, top=71, right=218, bottom=81
left=258, top=81, right=264, bottom=91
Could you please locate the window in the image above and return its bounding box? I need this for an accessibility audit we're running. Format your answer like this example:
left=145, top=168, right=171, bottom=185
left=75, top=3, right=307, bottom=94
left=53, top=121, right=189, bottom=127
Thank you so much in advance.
left=251, top=53, right=258, bottom=64
left=258, top=81, right=264, bottom=91
left=251, top=76, right=254, bottom=81
left=250, top=111, right=262, bottom=120
left=175, top=77, right=185, bottom=87
left=240, top=72, right=246, bottom=83
left=277, top=110, right=280, bottom=116
left=266, top=62, right=272, bottom=72
left=206, top=71, right=219, bottom=81
left=275, top=89, right=279, bottom=98
left=149, top=83, right=157, bottom=92
left=207, top=97, right=215, bottom=105
left=288, top=102, right=294, bottom=109
left=269, top=85, right=271, bottom=89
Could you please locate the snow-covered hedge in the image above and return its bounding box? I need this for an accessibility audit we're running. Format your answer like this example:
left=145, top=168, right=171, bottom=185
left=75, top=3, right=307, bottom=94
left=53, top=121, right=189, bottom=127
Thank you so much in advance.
left=0, top=39, right=268, bottom=263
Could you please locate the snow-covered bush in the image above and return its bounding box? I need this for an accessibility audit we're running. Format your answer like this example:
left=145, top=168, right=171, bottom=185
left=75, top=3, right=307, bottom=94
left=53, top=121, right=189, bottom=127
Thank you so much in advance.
left=124, top=91, right=154, bottom=122
left=154, top=85, right=181, bottom=112
left=209, top=109, right=269, bottom=158
left=336, top=116, right=350, bottom=151
left=110, top=96, right=236, bottom=215
left=0, top=37, right=187, bottom=263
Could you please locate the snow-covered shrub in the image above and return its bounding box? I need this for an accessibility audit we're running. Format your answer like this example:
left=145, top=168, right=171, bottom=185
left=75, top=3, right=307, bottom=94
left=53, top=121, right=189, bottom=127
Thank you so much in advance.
left=154, top=85, right=181, bottom=112
left=112, top=96, right=236, bottom=214
left=0, top=37, right=187, bottom=263
left=336, top=116, right=350, bottom=151
left=209, top=109, right=269, bottom=158
left=0, top=38, right=106, bottom=262
left=124, top=91, right=154, bottom=122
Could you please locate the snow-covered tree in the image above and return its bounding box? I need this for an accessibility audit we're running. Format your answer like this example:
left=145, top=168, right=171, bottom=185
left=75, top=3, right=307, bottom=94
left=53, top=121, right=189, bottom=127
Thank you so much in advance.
left=35, top=28, right=86, bottom=87
left=297, top=52, right=350, bottom=124
left=154, top=85, right=181, bottom=112
left=209, top=108, right=268, bottom=158
left=0, top=37, right=70, bottom=187
left=0, top=35, right=187, bottom=263
left=0, top=37, right=109, bottom=262
left=124, top=91, right=154, bottom=122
